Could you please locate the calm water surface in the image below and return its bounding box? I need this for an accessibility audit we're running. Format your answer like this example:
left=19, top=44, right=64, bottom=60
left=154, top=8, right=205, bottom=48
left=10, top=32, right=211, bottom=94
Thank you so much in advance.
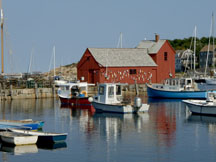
left=0, top=95, right=216, bottom=162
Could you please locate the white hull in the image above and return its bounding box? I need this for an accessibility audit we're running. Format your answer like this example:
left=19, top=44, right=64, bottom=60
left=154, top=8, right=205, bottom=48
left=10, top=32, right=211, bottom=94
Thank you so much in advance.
left=183, top=100, right=216, bottom=115
left=0, top=132, right=38, bottom=145
left=92, top=101, right=149, bottom=113
left=205, top=78, right=216, bottom=85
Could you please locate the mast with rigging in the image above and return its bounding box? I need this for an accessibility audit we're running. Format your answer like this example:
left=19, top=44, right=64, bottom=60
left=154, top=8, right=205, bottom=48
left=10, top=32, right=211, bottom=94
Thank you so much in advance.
left=0, top=0, right=4, bottom=74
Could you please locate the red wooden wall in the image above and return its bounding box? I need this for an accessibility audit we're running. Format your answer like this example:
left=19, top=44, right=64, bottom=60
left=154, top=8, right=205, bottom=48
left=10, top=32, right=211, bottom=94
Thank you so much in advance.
left=151, top=40, right=175, bottom=83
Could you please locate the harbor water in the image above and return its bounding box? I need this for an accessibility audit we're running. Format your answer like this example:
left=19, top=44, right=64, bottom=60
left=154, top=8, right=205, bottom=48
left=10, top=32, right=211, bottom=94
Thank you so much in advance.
left=0, top=95, right=216, bottom=162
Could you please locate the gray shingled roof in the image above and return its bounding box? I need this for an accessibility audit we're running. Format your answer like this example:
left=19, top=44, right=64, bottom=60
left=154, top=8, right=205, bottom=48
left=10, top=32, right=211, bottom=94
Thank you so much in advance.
left=136, top=40, right=166, bottom=53
left=88, top=48, right=157, bottom=67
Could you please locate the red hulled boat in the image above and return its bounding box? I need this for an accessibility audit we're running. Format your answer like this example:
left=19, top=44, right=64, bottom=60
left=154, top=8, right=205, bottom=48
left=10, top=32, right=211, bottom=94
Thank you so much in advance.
left=57, top=82, right=95, bottom=108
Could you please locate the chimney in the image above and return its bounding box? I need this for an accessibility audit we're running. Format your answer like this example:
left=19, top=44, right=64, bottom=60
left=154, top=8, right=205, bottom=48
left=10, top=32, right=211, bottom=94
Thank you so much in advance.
left=155, top=34, right=159, bottom=42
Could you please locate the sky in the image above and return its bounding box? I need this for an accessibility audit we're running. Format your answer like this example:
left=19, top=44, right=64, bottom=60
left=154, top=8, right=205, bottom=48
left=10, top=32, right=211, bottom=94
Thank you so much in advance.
left=2, top=0, right=216, bottom=73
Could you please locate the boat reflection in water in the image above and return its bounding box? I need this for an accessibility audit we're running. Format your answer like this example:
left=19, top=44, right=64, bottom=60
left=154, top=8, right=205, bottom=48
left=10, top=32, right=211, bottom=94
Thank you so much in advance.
left=60, top=104, right=95, bottom=133
left=60, top=103, right=95, bottom=116
left=147, top=98, right=178, bottom=147
left=186, top=114, right=216, bottom=143
left=187, top=114, right=216, bottom=124
left=93, top=112, right=150, bottom=138
left=60, top=96, right=178, bottom=149
left=37, top=141, right=67, bottom=150
left=0, top=144, right=38, bottom=155
left=0, top=141, right=67, bottom=155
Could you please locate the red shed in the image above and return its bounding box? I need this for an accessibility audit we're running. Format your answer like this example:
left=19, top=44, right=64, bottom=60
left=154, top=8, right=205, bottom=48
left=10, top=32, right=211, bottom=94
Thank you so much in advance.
left=77, top=35, right=175, bottom=84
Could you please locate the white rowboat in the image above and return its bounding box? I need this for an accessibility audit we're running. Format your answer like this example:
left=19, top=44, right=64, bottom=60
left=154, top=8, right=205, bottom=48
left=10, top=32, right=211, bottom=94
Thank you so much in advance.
left=0, top=132, right=38, bottom=145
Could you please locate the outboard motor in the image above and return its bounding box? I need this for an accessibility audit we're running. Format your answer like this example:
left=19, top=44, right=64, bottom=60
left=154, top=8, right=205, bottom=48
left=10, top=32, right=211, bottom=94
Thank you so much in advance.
left=134, top=97, right=142, bottom=108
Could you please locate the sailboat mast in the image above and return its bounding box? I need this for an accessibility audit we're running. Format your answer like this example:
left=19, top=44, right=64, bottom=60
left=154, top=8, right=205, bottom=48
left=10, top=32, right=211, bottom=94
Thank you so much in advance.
left=120, top=32, right=122, bottom=48
left=53, top=46, right=56, bottom=77
left=1, top=8, right=4, bottom=74
left=205, top=14, right=213, bottom=77
left=213, top=12, right=215, bottom=70
left=117, top=32, right=123, bottom=48
left=28, top=49, right=34, bottom=74
left=194, top=26, right=196, bottom=76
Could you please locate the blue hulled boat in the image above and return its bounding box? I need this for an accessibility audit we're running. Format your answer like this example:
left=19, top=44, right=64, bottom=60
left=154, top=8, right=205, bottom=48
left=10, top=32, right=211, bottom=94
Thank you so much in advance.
left=0, top=119, right=44, bottom=130
left=146, top=78, right=216, bottom=99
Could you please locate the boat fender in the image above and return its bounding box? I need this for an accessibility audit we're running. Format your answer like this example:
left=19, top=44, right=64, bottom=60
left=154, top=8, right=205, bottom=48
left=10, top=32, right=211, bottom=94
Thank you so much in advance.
left=81, top=91, right=87, bottom=97
left=88, top=97, right=93, bottom=102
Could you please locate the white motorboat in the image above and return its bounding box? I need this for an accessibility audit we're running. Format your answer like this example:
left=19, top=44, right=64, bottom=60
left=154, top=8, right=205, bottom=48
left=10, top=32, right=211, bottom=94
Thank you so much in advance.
left=89, top=83, right=149, bottom=113
left=183, top=92, right=216, bottom=115
left=0, top=132, right=38, bottom=145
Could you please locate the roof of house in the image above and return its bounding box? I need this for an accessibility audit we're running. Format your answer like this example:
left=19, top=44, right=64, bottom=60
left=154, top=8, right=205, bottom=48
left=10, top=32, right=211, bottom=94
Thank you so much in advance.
left=136, top=40, right=166, bottom=53
left=176, top=49, right=193, bottom=58
left=88, top=48, right=157, bottom=67
left=200, top=45, right=216, bottom=52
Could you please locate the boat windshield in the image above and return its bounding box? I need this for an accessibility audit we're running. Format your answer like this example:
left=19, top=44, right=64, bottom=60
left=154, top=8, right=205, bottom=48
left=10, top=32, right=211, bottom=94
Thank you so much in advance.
left=71, top=86, right=79, bottom=96
left=186, top=79, right=192, bottom=86
left=60, top=85, right=69, bottom=90
left=116, top=85, right=121, bottom=95
left=79, top=86, right=86, bottom=92
left=180, top=79, right=185, bottom=88
left=108, top=86, right=114, bottom=98
left=99, top=86, right=105, bottom=95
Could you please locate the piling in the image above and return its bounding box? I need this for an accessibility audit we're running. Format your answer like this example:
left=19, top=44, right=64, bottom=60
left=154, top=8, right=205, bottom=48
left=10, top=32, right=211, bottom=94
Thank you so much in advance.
left=35, top=83, right=38, bottom=99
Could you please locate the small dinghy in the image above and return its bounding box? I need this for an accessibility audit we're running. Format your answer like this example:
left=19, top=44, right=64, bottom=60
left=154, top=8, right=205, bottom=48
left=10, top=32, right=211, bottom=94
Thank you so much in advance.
left=9, top=129, right=67, bottom=143
left=0, top=132, right=38, bottom=145
left=0, top=119, right=44, bottom=130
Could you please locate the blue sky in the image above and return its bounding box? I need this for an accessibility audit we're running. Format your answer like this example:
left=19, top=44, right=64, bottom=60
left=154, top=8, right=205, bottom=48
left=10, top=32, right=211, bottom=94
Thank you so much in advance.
left=2, top=0, right=216, bottom=73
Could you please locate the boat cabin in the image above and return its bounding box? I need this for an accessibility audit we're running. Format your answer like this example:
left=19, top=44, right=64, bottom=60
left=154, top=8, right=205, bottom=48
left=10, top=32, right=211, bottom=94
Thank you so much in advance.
left=94, top=83, right=127, bottom=104
left=58, top=82, right=94, bottom=98
left=165, top=78, right=193, bottom=89
left=153, top=78, right=195, bottom=91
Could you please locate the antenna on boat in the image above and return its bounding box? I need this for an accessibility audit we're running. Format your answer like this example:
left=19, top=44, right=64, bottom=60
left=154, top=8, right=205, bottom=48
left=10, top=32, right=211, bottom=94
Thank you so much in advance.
left=104, top=49, right=109, bottom=79
left=1, top=2, right=4, bottom=74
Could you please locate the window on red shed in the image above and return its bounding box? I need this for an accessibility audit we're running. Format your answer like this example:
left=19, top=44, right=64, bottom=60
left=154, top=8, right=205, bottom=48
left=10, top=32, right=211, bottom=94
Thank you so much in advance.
left=129, top=69, right=137, bottom=74
left=164, top=52, right=168, bottom=61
